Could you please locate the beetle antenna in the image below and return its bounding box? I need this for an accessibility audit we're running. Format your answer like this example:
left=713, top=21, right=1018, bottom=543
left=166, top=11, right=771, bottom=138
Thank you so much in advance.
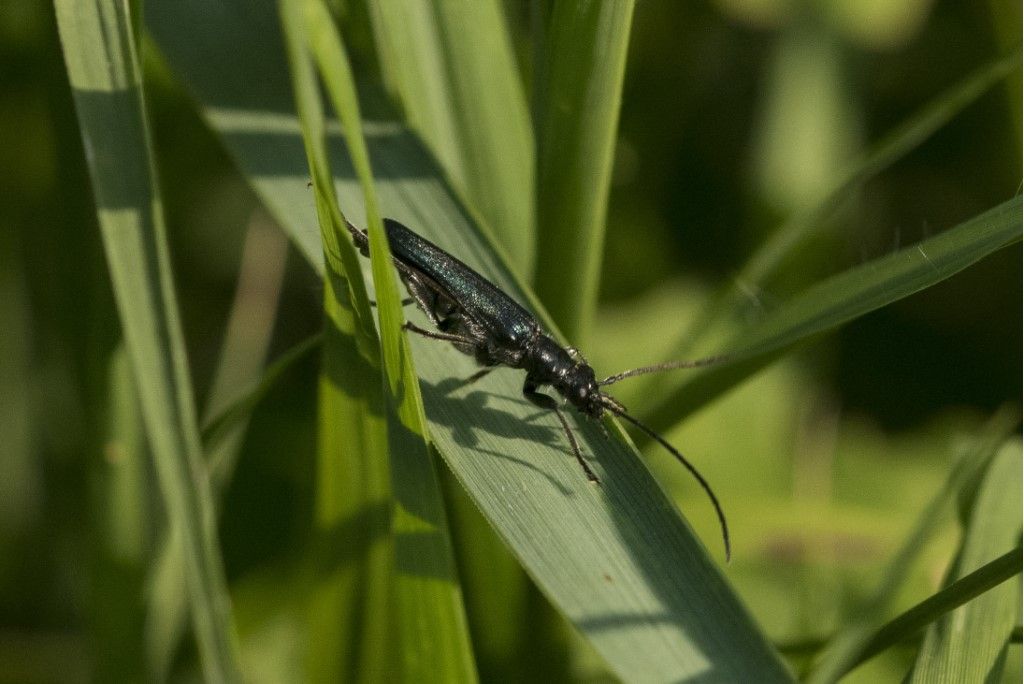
left=598, top=354, right=729, bottom=386
left=600, top=395, right=731, bottom=561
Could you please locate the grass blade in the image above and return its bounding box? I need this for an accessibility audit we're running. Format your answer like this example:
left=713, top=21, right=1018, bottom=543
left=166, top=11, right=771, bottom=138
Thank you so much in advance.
left=533, top=0, right=635, bottom=343
left=200, top=333, right=323, bottom=457
left=369, top=0, right=535, bottom=278
left=806, top=409, right=1020, bottom=683
left=146, top=1, right=794, bottom=679
left=649, top=55, right=1019, bottom=372
left=144, top=221, right=288, bottom=679
left=908, top=441, right=1022, bottom=682
left=278, top=2, right=394, bottom=680
left=300, top=1, right=477, bottom=679
left=54, top=1, right=242, bottom=680
left=643, top=196, right=1022, bottom=429
left=854, top=546, right=1021, bottom=673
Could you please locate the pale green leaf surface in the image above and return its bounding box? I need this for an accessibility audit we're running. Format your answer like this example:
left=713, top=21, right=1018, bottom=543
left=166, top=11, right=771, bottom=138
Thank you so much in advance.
left=370, top=0, right=535, bottom=278
left=910, top=441, right=1023, bottom=682
left=54, top=2, right=242, bottom=681
left=533, top=0, right=635, bottom=343
left=643, top=196, right=1022, bottom=429
left=146, top=1, right=792, bottom=679
left=301, top=1, right=477, bottom=680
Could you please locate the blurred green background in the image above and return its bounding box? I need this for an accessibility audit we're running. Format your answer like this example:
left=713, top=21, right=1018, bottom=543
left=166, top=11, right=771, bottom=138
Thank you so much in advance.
left=1, top=0, right=1019, bottom=681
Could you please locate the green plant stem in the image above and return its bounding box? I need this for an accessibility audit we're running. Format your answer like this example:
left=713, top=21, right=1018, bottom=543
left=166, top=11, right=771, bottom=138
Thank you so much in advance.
left=533, top=0, right=635, bottom=344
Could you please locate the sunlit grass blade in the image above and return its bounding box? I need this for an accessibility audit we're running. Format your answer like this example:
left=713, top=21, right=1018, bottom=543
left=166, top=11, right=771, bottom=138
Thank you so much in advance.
left=54, top=1, right=242, bottom=681
left=655, top=55, right=1019, bottom=370
left=369, top=0, right=535, bottom=278
left=301, top=0, right=477, bottom=679
left=643, top=196, right=1022, bottom=429
left=805, top=408, right=1020, bottom=683
left=532, top=0, right=635, bottom=343
left=848, top=546, right=1021, bottom=675
left=278, top=2, right=395, bottom=680
left=367, top=3, right=539, bottom=658
left=147, top=1, right=794, bottom=679
left=908, top=441, right=1022, bottom=682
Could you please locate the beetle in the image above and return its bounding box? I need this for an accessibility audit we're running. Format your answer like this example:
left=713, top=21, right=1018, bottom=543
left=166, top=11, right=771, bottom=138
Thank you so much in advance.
left=346, top=218, right=730, bottom=559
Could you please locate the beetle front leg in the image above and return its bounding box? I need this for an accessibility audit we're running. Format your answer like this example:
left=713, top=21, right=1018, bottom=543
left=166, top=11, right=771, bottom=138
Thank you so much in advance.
left=523, top=380, right=600, bottom=484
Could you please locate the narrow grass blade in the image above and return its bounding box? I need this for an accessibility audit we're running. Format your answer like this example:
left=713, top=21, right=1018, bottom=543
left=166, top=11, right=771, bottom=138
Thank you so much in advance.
left=278, top=2, right=394, bottom=680
left=143, top=220, right=287, bottom=680
left=300, top=1, right=477, bottom=679
left=655, top=55, right=1019, bottom=369
left=909, top=441, right=1022, bottom=682
left=852, top=546, right=1021, bottom=672
left=643, top=196, right=1022, bottom=429
left=533, top=0, right=635, bottom=343
left=200, top=216, right=289, bottom=465
left=54, top=2, right=242, bottom=681
left=369, top=0, right=535, bottom=278
left=806, top=408, right=1020, bottom=683
left=147, top=1, right=793, bottom=679
left=201, top=333, right=323, bottom=464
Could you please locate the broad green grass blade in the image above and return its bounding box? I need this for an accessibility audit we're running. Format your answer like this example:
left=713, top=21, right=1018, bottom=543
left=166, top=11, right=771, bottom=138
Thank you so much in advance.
left=654, top=55, right=1019, bottom=370
left=533, top=0, right=635, bottom=343
left=852, top=545, right=1021, bottom=674
left=54, top=2, right=242, bottom=681
left=909, top=441, right=1022, bottom=682
left=643, top=196, right=1022, bottom=429
left=806, top=409, right=1020, bottom=683
left=301, top=1, right=477, bottom=680
left=278, top=2, right=395, bottom=681
left=369, top=0, right=535, bottom=278
left=146, top=1, right=793, bottom=679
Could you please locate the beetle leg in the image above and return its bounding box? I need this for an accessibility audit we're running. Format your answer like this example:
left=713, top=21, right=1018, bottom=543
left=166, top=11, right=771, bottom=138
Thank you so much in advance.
left=369, top=297, right=415, bottom=308
left=523, top=380, right=600, bottom=484
left=464, top=367, right=494, bottom=385
left=403, top=320, right=482, bottom=347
